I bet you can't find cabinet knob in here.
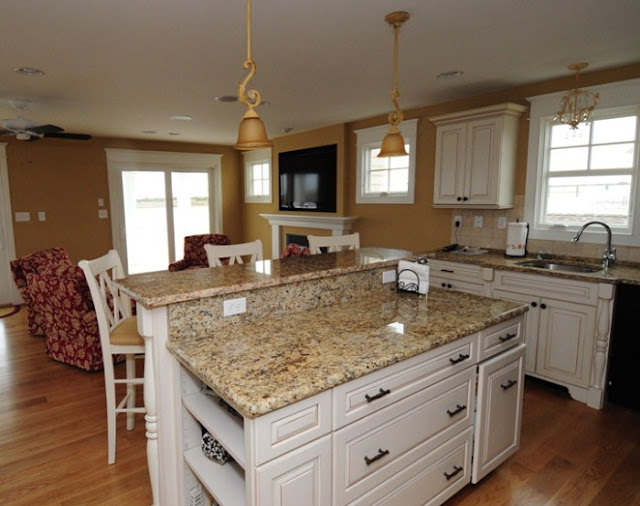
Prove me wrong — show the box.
[447,283,452,289]
[541,303,547,309]
[462,196,468,201]
[531,302,537,308]
[457,196,462,201]
[441,282,446,288]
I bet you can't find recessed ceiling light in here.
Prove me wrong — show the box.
[280,127,294,134]
[14,67,45,77]
[437,70,464,79]
[141,130,157,134]
[170,115,192,121]
[168,132,181,136]
[215,95,239,103]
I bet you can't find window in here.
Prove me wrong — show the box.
[525,79,640,246]
[244,148,272,203]
[355,119,418,204]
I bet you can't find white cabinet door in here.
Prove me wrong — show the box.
[472,344,525,483]
[492,289,540,373]
[433,123,467,205]
[256,434,331,506]
[537,299,596,388]
[465,116,500,205]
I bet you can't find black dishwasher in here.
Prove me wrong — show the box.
[607,283,640,410]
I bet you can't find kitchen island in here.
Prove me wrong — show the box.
[115,248,528,506]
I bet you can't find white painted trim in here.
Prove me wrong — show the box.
[0,143,19,304]
[260,214,358,258]
[105,149,223,273]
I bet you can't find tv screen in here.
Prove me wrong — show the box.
[279,144,337,213]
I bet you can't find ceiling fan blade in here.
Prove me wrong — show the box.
[26,124,64,135]
[0,129,14,136]
[43,131,92,140]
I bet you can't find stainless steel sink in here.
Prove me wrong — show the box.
[516,260,603,273]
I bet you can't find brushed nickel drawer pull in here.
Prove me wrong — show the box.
[501,379,517,390]
[499,332,517,342]
[446,403,467,417]
[365,388,391,403]
[444,465,463,480]
[449,353,470,365]
[364,448,390,466]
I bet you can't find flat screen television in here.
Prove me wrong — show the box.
[279,144,337,212]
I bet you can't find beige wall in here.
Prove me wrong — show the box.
[6,136,242,263]
[7,63,640,265]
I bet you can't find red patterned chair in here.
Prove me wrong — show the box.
[280,243,311,258]
[169,233,231,271]
[10,247,72,336]
[26,263,104,371]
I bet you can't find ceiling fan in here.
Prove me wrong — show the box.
[0,99,91,142]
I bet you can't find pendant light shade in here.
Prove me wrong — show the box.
[234,0,272,150]
[553,62,599,130]
[379,11,410,158]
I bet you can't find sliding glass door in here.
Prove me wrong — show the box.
[106,150,222,274]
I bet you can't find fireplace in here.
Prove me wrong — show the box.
[285,233,309,248]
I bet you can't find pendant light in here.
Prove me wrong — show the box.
[235,0,272,150]
[553,62,599,130]
[378,11,410,158]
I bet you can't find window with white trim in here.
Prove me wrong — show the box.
[355,119,418,204]
[244,148,272,203]
[525,79,640,246]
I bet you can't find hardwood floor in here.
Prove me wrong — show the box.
[1,307,639,505]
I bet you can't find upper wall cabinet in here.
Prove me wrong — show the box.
[430,103,527,209]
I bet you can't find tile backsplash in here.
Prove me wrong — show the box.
[449,195,640,263]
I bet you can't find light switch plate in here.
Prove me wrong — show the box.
[497,216,507,229]
[98,209,109,219]
[38,211,46,221]
[474,216,483,228]
[15,211,30,222]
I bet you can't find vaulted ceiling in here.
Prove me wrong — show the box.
[2,0,639,145]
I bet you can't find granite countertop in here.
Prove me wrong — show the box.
[168,288,527,419]
[422,249,640,286]
[115,247,413,308]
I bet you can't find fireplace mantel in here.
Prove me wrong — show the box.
[260,214,358,258]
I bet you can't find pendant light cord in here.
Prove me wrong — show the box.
[238,0,261,110]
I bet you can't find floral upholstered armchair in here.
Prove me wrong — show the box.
[26,264,104,371]
[169,233,231,271]
[10,247,72,336]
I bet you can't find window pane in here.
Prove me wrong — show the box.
[551,123,590,148]
[591,143,635,169]
[172,172,210,261]
[368,170,389,193]
[592,116,636,144]
[389,169,409,192]
[544,175,631,228]
[389,153,409,169]
[549,146,589,171]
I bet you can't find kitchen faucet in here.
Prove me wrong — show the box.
[572,221,617,269]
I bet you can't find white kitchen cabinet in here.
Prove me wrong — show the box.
[428,259,492,296]
[430,103,527,209]
[472,344,525,483]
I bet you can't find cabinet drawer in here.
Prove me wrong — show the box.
[252,390,331,466]
[430,276,485,296]
[428,260,484,284]
[333,334,477,429]
[493,270,598,306]
[333,368,475,505]
[478,315,524,361]
[350,428,473,506]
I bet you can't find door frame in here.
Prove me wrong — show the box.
[0,143,19,305]
[105,149,223,274]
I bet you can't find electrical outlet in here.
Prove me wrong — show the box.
[38,211,46,221]
[15,211,30,222]
[454,215,462,227]
[497,216,507,229]
[474,216,483,228]
[383,270,396,284]
[223,297,247,316]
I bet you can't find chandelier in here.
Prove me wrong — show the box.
[378,11,410,158]
[554,62,599,130]
[234,0,272,150]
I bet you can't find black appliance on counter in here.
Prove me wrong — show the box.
[607,283,640,410]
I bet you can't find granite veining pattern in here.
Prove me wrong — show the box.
[116,247,412,307]
[421,249,640,285]
[167,288,527,418]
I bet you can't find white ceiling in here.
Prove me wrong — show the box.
[1,0,639,146]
